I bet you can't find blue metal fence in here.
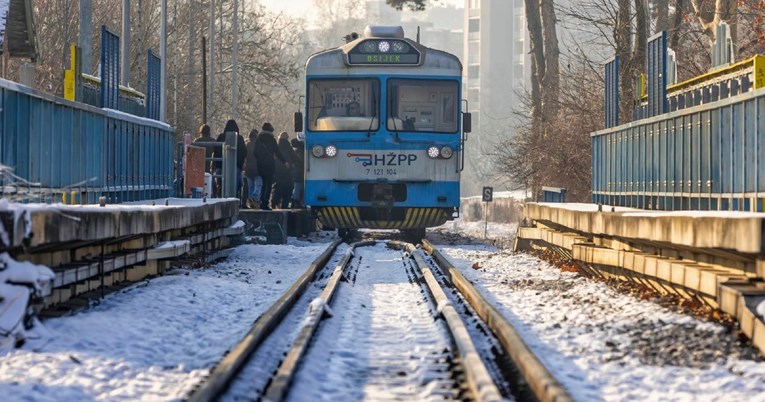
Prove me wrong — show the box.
[605,56,619,129]
[542,187,567,203]
[0,78,174,204]
[146,50,161,120]
[100,26,120,110]
[592,87,765,211]
[646,32,668,118]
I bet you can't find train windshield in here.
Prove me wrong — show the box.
[387,79,459,133]
[307,78,380,132]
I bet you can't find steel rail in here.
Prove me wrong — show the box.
[421,239,574,402]
[187,239,343,402]
[262,240,376,402]
[396,241,503,402]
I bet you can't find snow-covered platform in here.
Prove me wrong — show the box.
[518,202,765,354]
[0,198,242,308]
[524,202,765,254]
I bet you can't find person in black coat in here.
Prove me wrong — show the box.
[254,122,286,210]
[212,119,247,203]
[272,132,299,209]
[290,138,305,208]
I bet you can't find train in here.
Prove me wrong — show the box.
[295,25,471,239]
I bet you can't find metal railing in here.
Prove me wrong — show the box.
[0,77,174,204]
[187,132,238,199]
[592,86,765,211]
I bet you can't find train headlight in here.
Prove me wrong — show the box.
[325,145,338,158]
[378,41,391,53]
[440,146,454,159]
[427,146,440,159]
[312,145,325,158]
[361,41,376,53]
[392,41,409,53]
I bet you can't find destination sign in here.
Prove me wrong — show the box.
[348,53,420,65]
[347,39,421,66]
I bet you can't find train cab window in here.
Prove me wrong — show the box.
[307,78,380,132]
[387,79,459,133]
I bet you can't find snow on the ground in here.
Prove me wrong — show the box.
[0,253,54,351]
[287,243,458,401]
[435,223,765,402]
[0,237,333,401]
[432,219,518,249]
[462,190,530,202]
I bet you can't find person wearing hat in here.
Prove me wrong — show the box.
[254,122,286,210]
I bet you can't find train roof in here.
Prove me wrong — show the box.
[306,26,462,77]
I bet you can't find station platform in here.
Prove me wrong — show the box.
[0,198,317,311]
[517,202,765,354]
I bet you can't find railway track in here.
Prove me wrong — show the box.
[186,238,574,402]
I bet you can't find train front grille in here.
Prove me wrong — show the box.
[317,207,449,229]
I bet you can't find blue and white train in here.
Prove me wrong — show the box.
[296,26,470,238]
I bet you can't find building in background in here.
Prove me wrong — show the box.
[402,4,463,59]
[462,0,529,196]
[364,0,463,60]
[365,0,403,25]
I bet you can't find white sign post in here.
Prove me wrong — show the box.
[482,186,493,239]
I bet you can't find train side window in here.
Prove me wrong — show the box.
[387,78,459,133]
[307,78,380,132]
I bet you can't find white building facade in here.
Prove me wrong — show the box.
[462,0,529,195]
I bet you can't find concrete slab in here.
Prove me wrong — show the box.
[718,282,765,317]
[0,198,240,250]
[525,203,765,254]
[147,240,191,260]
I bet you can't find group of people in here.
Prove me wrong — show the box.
[193,119,304,210]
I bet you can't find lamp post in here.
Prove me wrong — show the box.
[160,0,167,122]
[79,0,92,75]
[121,0,130,86]
[231,0,238,119]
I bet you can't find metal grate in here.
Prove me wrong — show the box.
[100,26,120,110]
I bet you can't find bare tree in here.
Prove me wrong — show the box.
[540,0,560,122]
[689,0,737,48]
[311,0,366,49]
[525,0,545,131]
[385,0,427,11]
[8,0,305,140]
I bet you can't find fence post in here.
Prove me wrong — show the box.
[222,131,238,199]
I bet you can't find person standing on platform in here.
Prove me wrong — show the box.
[272,132,298,209]
[192,124,216,173]
[254,122,286,210]
[213,119,247,205]
[290,137,305,208]
[244,130,262,209]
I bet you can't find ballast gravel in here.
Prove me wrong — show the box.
[435,220,765,401]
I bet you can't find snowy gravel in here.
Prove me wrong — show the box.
[0,237,333,401]
[436,221,765,402]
